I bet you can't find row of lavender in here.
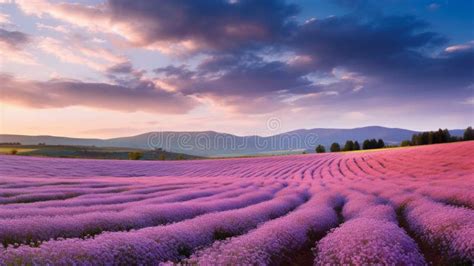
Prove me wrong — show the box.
[0,141,473,264]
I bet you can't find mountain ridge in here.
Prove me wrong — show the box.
[1,126,466,157]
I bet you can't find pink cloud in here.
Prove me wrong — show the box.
[16,0,110,31]
[0,28,37,65]
[444,42,474,53]
[36,23,70,33]
[37,36,125,71]
[0,73,198,114]
[0,12,11,25]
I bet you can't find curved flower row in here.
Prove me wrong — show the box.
[0,181,266,219]
[405,198,474,263]
[0,188,309,264]
[314,218,426,265]
[0,188,280,246]
[188,190,343,265]
[314,191,426,265]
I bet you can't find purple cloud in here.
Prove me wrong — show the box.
[156,55,315,96]
[106,61,134,74]
[292,15,446,67]
[0,28,30,49]
[106,0,298,52]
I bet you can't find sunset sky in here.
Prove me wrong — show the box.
[1,0,473,138]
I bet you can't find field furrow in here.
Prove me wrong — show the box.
[0,141,472,265]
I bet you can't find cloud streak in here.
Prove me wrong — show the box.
[0,28,37,65]
[0,73,197,114]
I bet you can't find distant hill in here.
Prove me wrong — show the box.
[0,126,465,157]
[0,144,200,160]
[0,135,103,146]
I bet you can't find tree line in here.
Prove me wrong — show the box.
[314,126,473,153]
[315,138,385,153]
[401,126,473,146]
[127,151,185,160]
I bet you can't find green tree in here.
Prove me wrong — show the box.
[428,131,434,144]
[361,139,383,150]
[442,129,451,143]
[315,145,326,153]
[433,129,443,143]
[463,126,474,141]
[422,132,430,145]
[370,139,378,149]
[362,139,370,150]
[450,136,461,142]
[400,140,411,147]
[343,140,354,151]
[377,139,385,149]
[353,141,360,150]
[330,142,341,152]
[128,152,143,160]
[411,128,455,146]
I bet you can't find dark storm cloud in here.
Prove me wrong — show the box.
[154,54,364,112]
[155,54,319,97]
[291,15,446,70]
[371,45,474,94]
[283,14,473,100]
[153,13,473,104]
[107,0,298,52]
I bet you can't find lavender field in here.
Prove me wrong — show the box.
[0,142,473,265]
